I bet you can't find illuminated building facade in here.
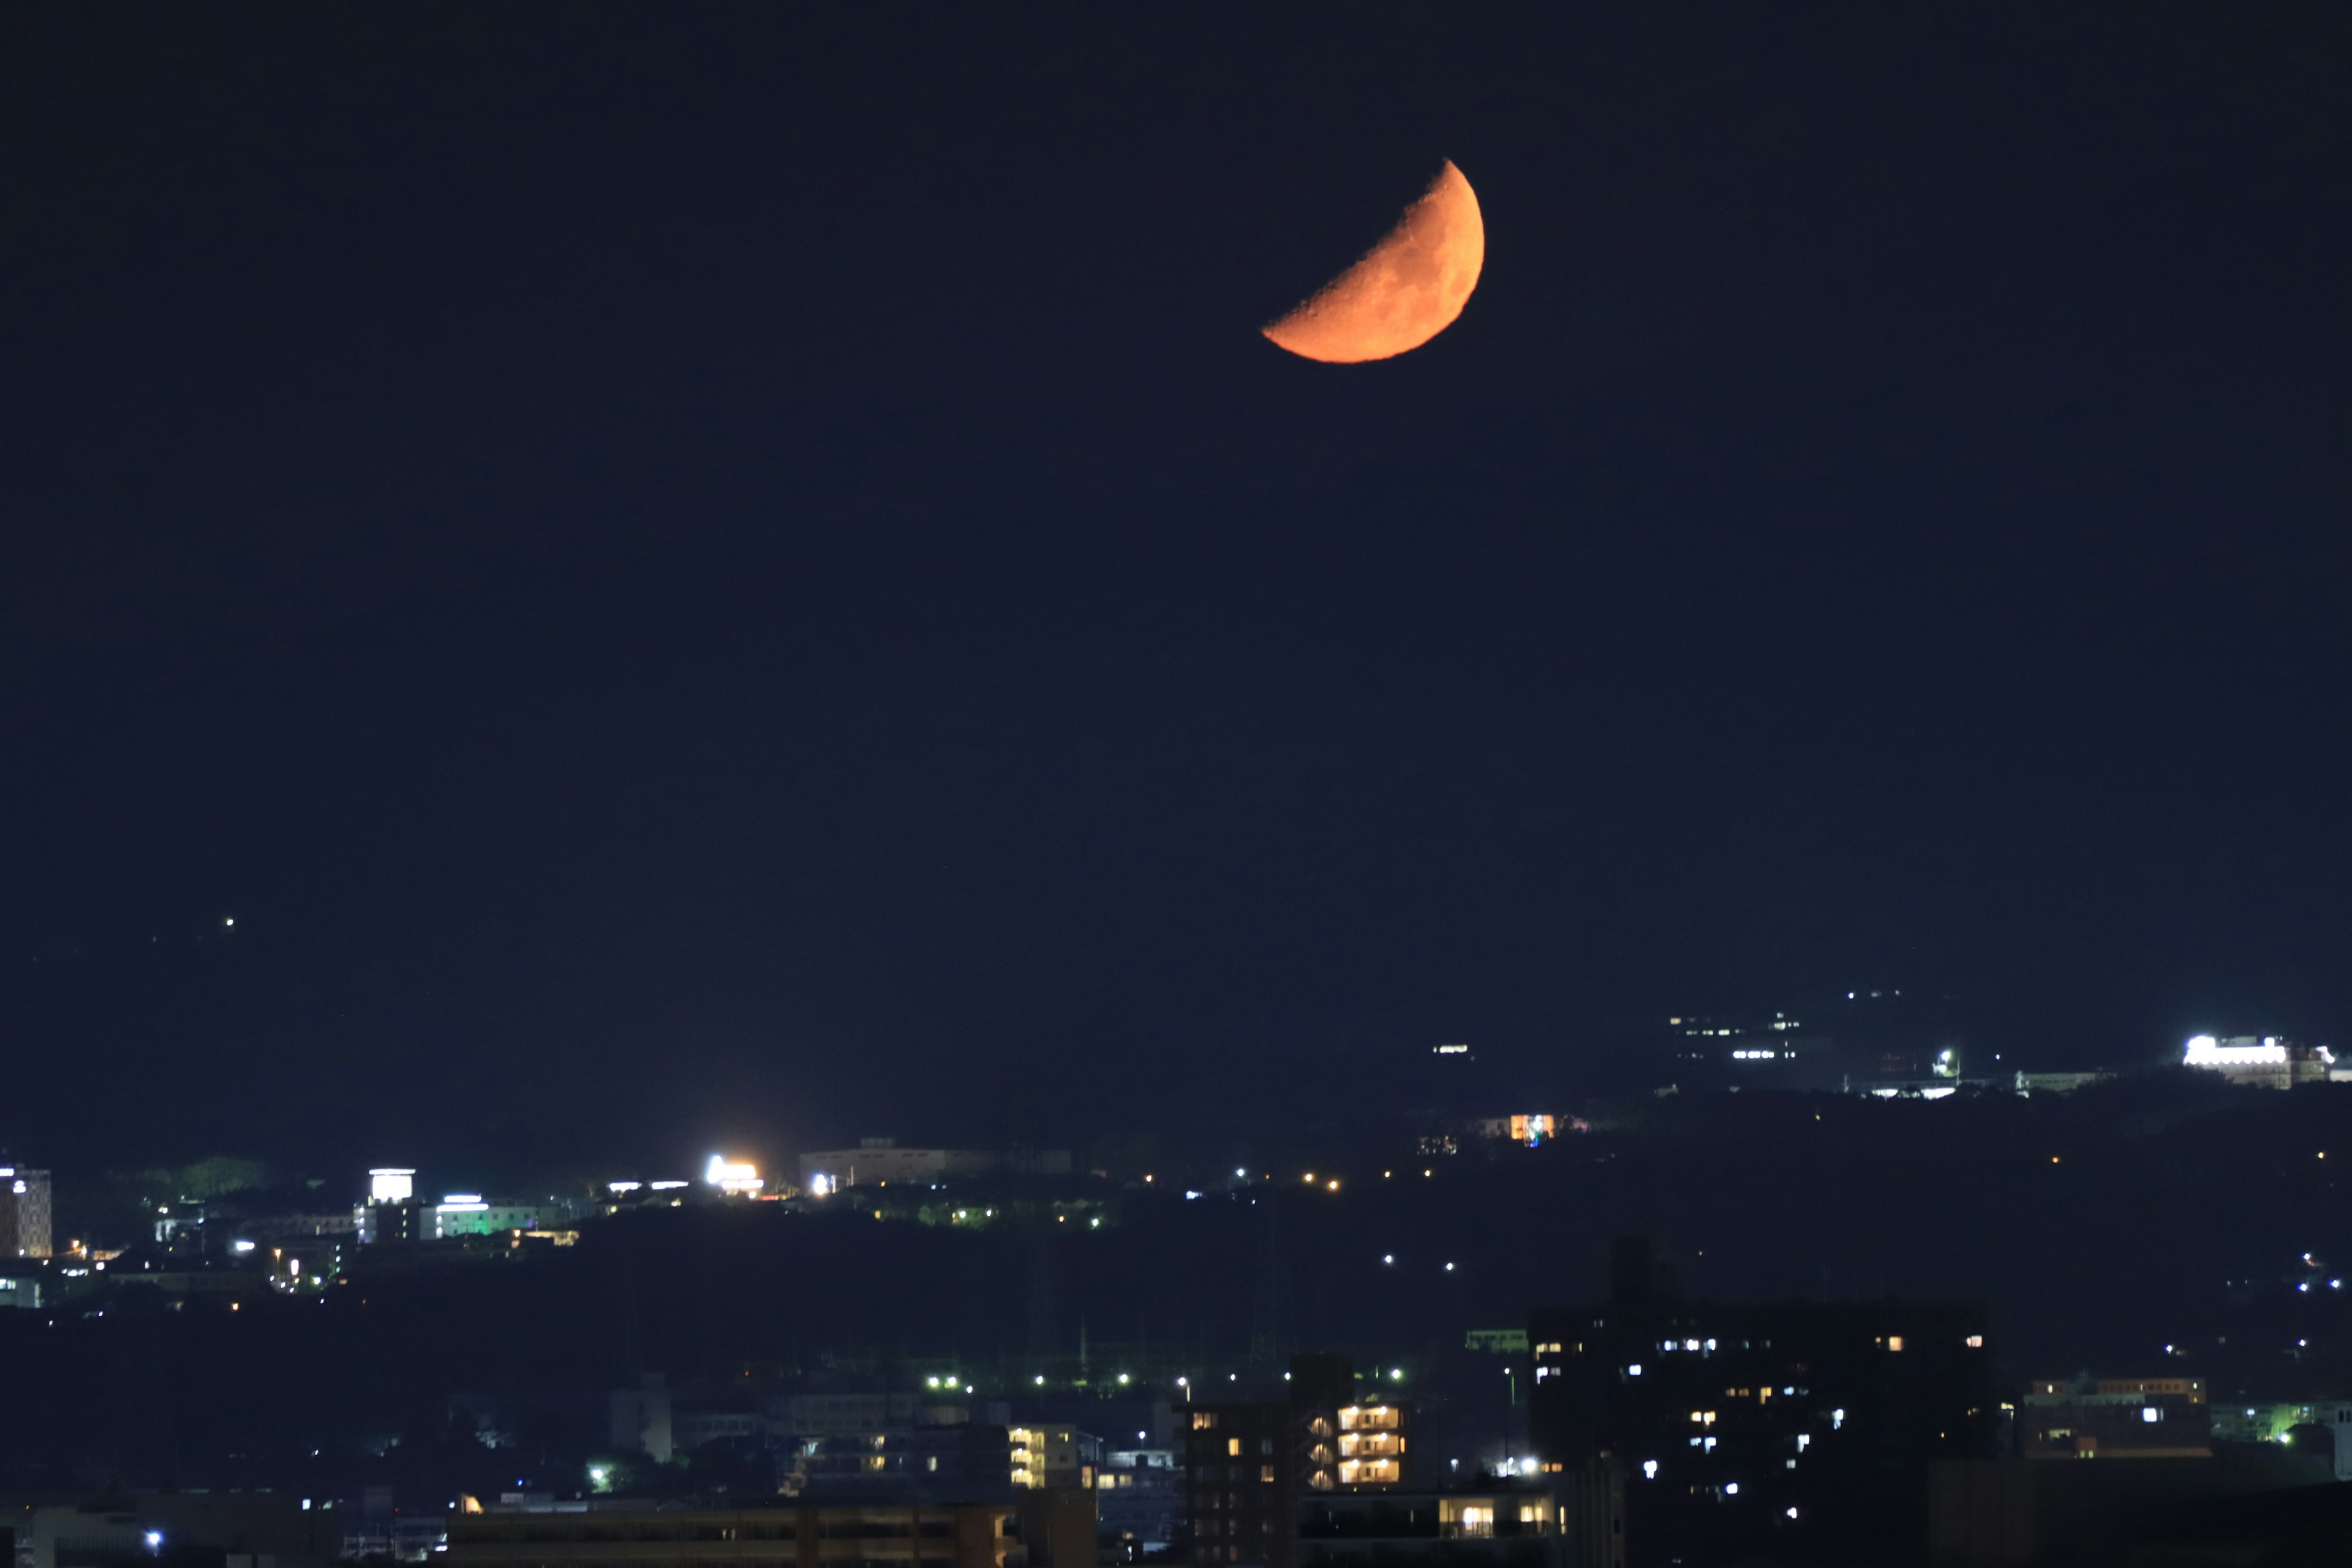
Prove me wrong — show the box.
[2021,1376,2211,1460]
[2180,1035,2333,1090]
[0,1166,54,1258]
[1529,1240,1996,1565]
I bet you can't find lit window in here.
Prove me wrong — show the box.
[1966,1335,1983,1349]
[1227,1438,1241,1457]
[1886,1336,1905,1352]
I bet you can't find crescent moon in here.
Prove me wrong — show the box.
[1263,161,1485,364]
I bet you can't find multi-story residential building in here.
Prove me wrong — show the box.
[1529,1238,1997,1565]
[1182,1355,1416,1568]
[1096,1450,1182,1553]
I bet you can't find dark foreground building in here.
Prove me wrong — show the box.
[1530,1240,1998,1564]
[445,1494,1098,1568]
[1300,1476,1624,1568]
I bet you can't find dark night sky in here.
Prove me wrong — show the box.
[2,7,2345,1178]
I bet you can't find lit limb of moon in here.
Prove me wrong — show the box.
[1263,161,1484,364]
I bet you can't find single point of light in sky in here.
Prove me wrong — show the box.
[1382,1254,1394,1264]
[1235,1168,1246,1178]
[1444,1262,1456,1272]
[1035,1376,1044,1385]
[1118,1373,1130,1384]
[145,1534,163,1550]
[224,918,234,927]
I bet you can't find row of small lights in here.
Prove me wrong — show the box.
[918,1368,1410,1392]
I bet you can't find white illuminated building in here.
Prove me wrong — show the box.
[2182,1035,2334,1090]
[368,1168,415,1204]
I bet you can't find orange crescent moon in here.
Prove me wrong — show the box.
[1263,161,1484,364]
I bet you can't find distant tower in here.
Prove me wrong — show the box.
[1026,1227,1057,1378]
[1249,1199,1294,1371]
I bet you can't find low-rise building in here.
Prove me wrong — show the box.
[2021,1377,2211,1460]
[1299,1480,1624,1568]
[445,1502,1015,1568]
[797,1142,1071,1194]
[2181,1035,2332,1089]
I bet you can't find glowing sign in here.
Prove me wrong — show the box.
[705,1156,764,1195]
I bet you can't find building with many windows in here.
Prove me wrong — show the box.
[1529,1239,1996,1565]
[1182,1356,1415,1568]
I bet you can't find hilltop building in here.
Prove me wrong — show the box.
[2180,1036,2334,1090]
[0,1165,53,1257]
[799,1141,1072,1194]
[2021,1376,2211,1460]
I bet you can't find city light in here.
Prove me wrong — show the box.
[809,1173,835,1198]
[1642,1460,1658,1479]
[2184,1035,2288,1066]
[145,1534,162,1551]
[704,1156,764,1195]
[368,1169,415,1204]
[232,1239,256,1253]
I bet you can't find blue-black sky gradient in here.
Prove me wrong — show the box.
[2,6,2345,1178]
